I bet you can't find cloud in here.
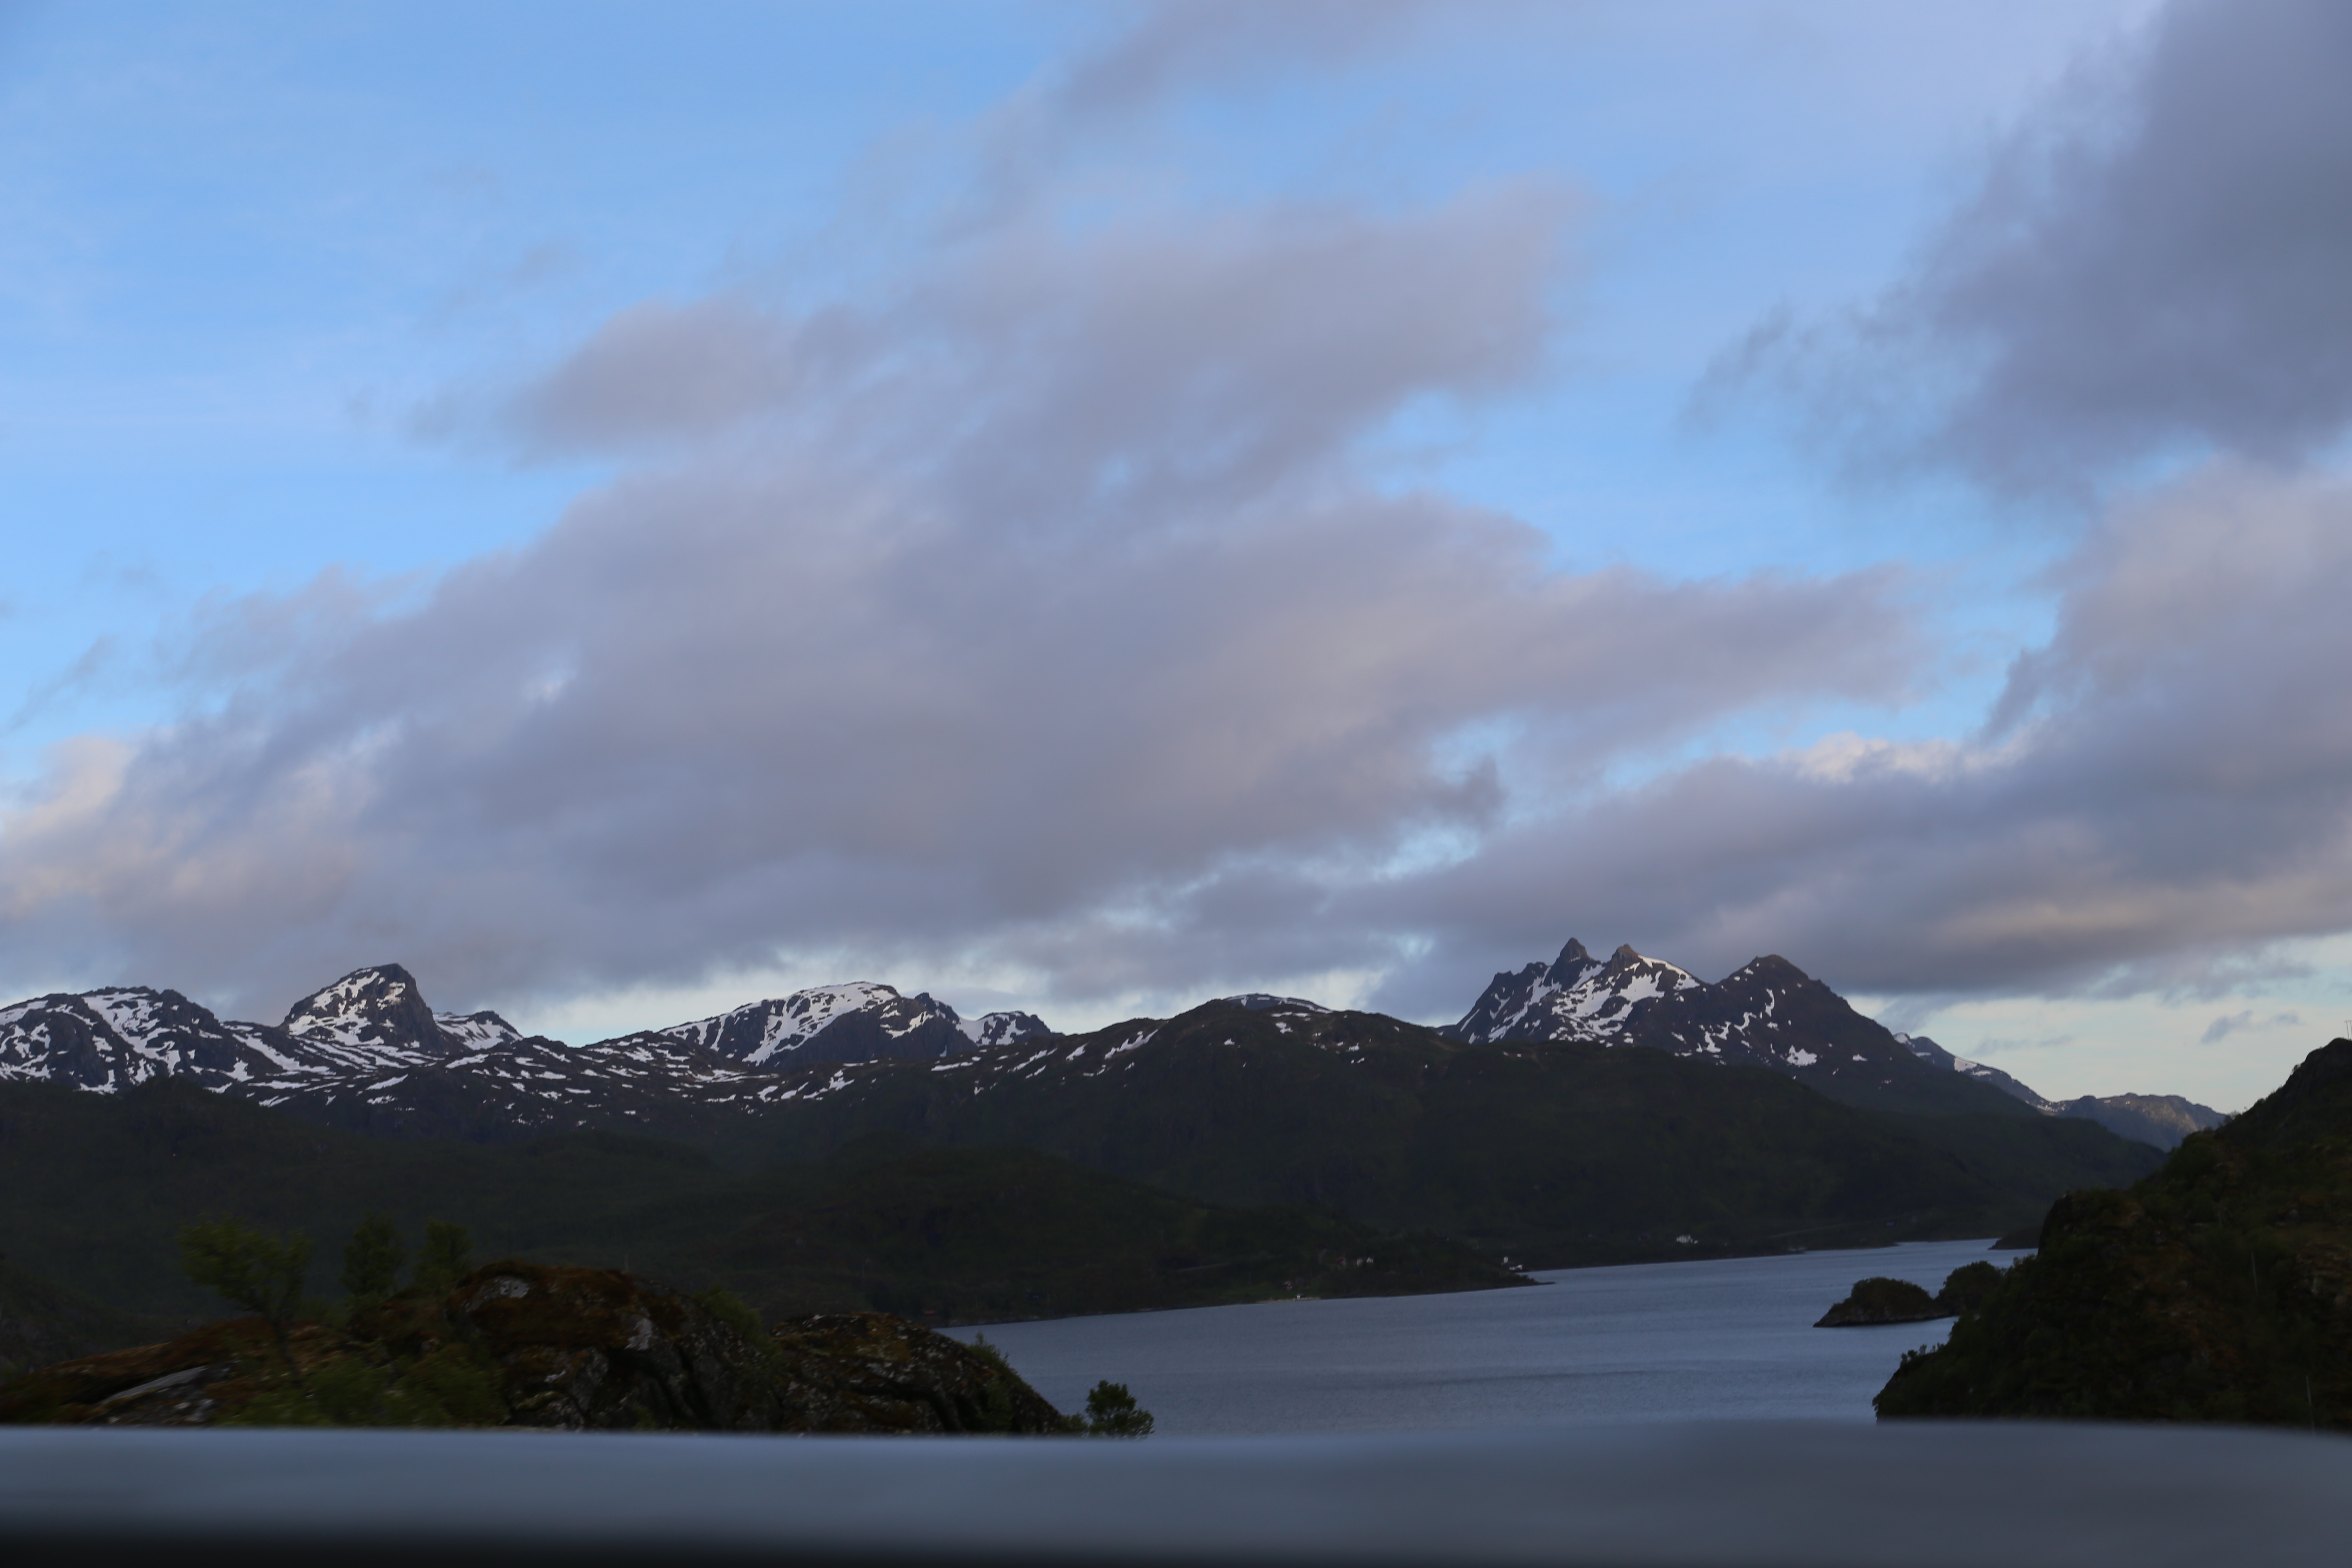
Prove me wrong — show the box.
[1054,0,1440,123]
[503,298,799,454]
[1371,464,2352,1014]
[0,185,1913,1018]
[2201,1009,2301,1045]
[1717,0,2352,491]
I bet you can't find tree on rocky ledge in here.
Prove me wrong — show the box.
[179,1219,311,1368]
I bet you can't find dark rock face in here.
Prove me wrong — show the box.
[0,1264,1068,1434]
[1816,1277,1945,1327]
[769,1314,1066,1434]
[1875,1039,2352,1428]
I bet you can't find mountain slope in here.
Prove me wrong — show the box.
[0,1257,175,1375]
[698,1138,1521,1324]
[2046,1092,2228,1151]
[0,1076,1504,1324]
[1876,1038,2352,1429]
[714,997,2165,1265]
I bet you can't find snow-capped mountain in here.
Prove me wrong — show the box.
[659,982,1045,1067]
[1448,940,2028,1114]
[1448,940,1700,1044]
[1449,937,2236,1137]
[0,963,1053,1141]
[0,946,2224,1148]
[0,986,296,1095]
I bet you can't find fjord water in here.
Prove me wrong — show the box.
[958,1239,2004,1436]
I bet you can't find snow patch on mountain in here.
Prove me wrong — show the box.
[437,1011,524,1049]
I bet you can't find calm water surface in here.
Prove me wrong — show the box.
[953,1239,2011,1435]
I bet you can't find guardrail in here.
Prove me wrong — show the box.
[4,1419,2347,1566]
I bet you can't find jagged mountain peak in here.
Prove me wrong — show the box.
[1447,937,1699,1045]
[279,964,453,1056]
[1447,936,2047,1117]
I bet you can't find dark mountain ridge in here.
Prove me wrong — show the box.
[705,995,2162,1266]
[4,944,2214,1145]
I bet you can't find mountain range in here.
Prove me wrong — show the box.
[0,938,2184,1281]
[0,966,1047,1144]
[0,938,2217,1148]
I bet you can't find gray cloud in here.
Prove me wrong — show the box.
[1718,0,2352,491]
[506,297,800,454]
[1369,464,2352,1015]
[1054,0,1439,122]
[2200,1009,2302,1044]
[0,186,1912,1019]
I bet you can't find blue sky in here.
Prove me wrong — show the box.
[7,0,2351,1111]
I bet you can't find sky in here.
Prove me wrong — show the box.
[5,0,2351,1110]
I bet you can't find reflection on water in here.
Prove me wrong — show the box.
[954,1238,2011,1436]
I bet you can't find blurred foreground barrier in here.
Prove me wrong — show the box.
[3,1419,2348,1567]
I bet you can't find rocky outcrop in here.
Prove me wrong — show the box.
[0,1263,1066,1433]
[769,1314,1065,1434]
[1816,1276,1945,1327]
[1816,1263,2007,1328]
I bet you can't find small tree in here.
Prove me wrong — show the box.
[414,1220,473,1293]
[341,1213,405,1304]
[1082,1379,1154,1438]
[181,1218,312,1367]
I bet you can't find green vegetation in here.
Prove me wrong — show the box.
[693,1138,1518,1324]
[180,1216,312,1368]
[340,1212,404,1302]
[1,1250,1075,1433]
[1817,1262,2010,1327]
[414,1221,473,1293]
[1877,1038,2352,1429]
[1935,1260,2001,1315]
[1078,1379,1153,1437]
[0,1081,1509,1329]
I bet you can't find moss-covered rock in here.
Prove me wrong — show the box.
[1875,1038,2352,1429]
[0,1262,1067,1433]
